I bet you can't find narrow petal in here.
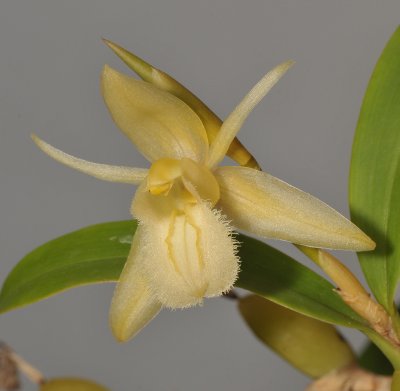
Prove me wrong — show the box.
[103,39,260,168]
[207,61,294,168]
[215,166,375,251]
[32,134,148,184]
[101,66,209,163]
[131,187,239,308]
[109,227,162,342]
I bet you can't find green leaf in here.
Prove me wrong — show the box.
[359,341,393,375]
[0,221,367,329]
[235,234,366,329]
[0,221,137,313]
[349,26,400,310]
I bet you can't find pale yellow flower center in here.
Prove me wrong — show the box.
[146,157,220,207]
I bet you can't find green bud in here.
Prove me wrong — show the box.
[238,295,355,378]
[40,378,110,391]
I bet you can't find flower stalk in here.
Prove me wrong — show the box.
[9,351,45,386]
[0,342,45,387]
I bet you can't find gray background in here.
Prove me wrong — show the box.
[0,1,398,390]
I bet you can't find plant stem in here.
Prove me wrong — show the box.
[364,331,400,371]
[9,351,45,385]
[296,246,400,355]
[0,342,46,386]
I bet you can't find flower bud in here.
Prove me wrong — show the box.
[40,378,109,391]
[238,295,355,378]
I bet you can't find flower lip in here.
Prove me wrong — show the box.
[131,195,239,309]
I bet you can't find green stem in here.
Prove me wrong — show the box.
[390,306,400,336]
[364,329,400,371]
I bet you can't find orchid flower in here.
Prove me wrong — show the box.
[32,50,374,343]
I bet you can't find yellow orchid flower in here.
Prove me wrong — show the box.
[32,54,374,343]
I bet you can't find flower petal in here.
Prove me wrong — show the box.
[180,158,220,206]
[101,66,209,163]
[32,134,148,184]
[215,166,375,251]
[109,227,162,342]
[207,61,294,168]
[131,188,239,308]
[102,39,260,169]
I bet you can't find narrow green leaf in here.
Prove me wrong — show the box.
[0,221,366,329]
[235,234,366,329]
[359,341,393,375]
[363,329,400,372]
[350,26,400,310]
[0,221,137,313]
